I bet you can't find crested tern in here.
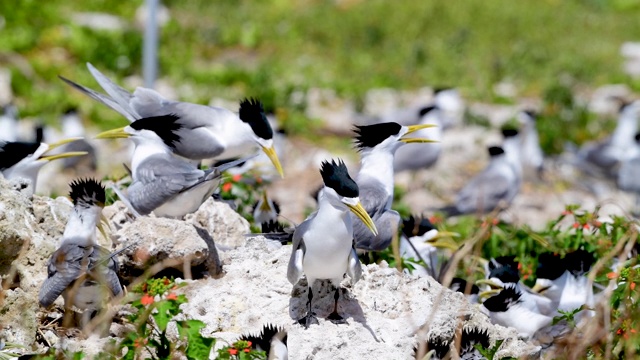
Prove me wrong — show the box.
[95,114,254,218]
[617,133,640,211]
[0,138,87,196]
[517,110,545,179]
[60,63,283,177]
[287,159,377,328]
[433,87,465,129]
[39,179,122,327]
[577,100,640,177]
[252,189,280,230]
[481,285,552,339]
[393,105,443,173]
[0,103,18,142]
[441,146,519,216]
[350,122,436,252]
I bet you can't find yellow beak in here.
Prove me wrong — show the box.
[400,124,438,144]
[261,145,284,178]
[346,202,378,236]
[98,213,110,241]
[40,151,88,161]
[475,279,504,289]
[259,190,272,212]
[46,137,85,150]
[531,282,550,294]
[478,289,502,300]
[95,127,130,139]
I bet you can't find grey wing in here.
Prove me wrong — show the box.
[91,246,123,297]
[618,158,640,192]
[353,179,394,251]
[59,76,138,122]
[287,218,311,285]
[128,155,205,215]
[39,244,87,307]
[86,63,138,120]
[455,171,511,214]
[346,248,362,284]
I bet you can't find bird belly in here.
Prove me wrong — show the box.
[154,180,219,218]
[63,281,109,310]
[302,227,353,282]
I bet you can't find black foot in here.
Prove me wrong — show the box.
[327,311,347,325]
[297,313,319,328]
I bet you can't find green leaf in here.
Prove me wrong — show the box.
[153,300,180,332]
[178,320,216,360]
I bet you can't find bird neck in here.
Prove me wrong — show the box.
[131,140,171,173]
[62,206,100,246]
[612,112,638,146]
[217,119,256,158]
[358,150,395,195]
[502,138,522,173]
[317,191,351,228]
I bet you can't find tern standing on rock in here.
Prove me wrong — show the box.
[287,159,377,328]
[61,63,284,177]
[350,122,436,252]
[39,179,122,328]
[95,114,252,218]
[0,138,87,196]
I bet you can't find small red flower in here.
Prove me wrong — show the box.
[572,222,580,229]
[617,328,623,335]
[562,210,572,216]
[222,182,232,192]
[256,177,263,184]
[167,292,178,300]
[631,329,637,334]
[607,272,617,280]
[492,218,499,225]
[246,341,252,347]
[228,348,238,355]
[631,282,636,291]
[163,278,170,285]
[583,223,590,229]
[593,221,602,227]
[134,338,148,348]
[244,348,250,353]
[141,294,154,306]
[232,174,242,182]
[517,263,522,270]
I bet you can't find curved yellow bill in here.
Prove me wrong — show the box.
[400,124,438,144]
[475,279,504,290]
[478,289,502,300]
[531,282,550,294]
[346,202,378,236]
[259,190,272,212]
[95,127,130,139]
[40,151,88,161]
[261,145,284,178]
[98,213,110,241]
[47,137,85,150]
[428,238,460,251]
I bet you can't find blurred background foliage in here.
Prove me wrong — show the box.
[1,0,640,148]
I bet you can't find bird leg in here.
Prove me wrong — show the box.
[327,286,347,324]
[297,286,318,328]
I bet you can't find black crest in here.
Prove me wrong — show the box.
[487,146,505,157]
[488,255,519,272]
[536,252,566,280]
[63,106,78,116]
[433,87,452,94]
[565,249,595,277]
[0,141,41,171]
[488,265,520,284]
[501,128,519,138]
[69,178,106,207]
[634,132,640,142]
[522,110,538,119]
[239,98,273,140]
[460,327,490,355]
[450,278,479,295]
[483,285,522,312]
[353,122,402,150]
[418,105,438,117]
[425,336,451,359]
[320,159,359,198]
[239,323,287,355]
[402,214,435,238]
[130,114,183,148]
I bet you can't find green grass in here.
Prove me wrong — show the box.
[2,0,640,134]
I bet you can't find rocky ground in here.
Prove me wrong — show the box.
[0,175,541,359]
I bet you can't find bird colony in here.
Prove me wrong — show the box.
[1,63,640,360]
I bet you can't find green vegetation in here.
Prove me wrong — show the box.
[1,0,640,137]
